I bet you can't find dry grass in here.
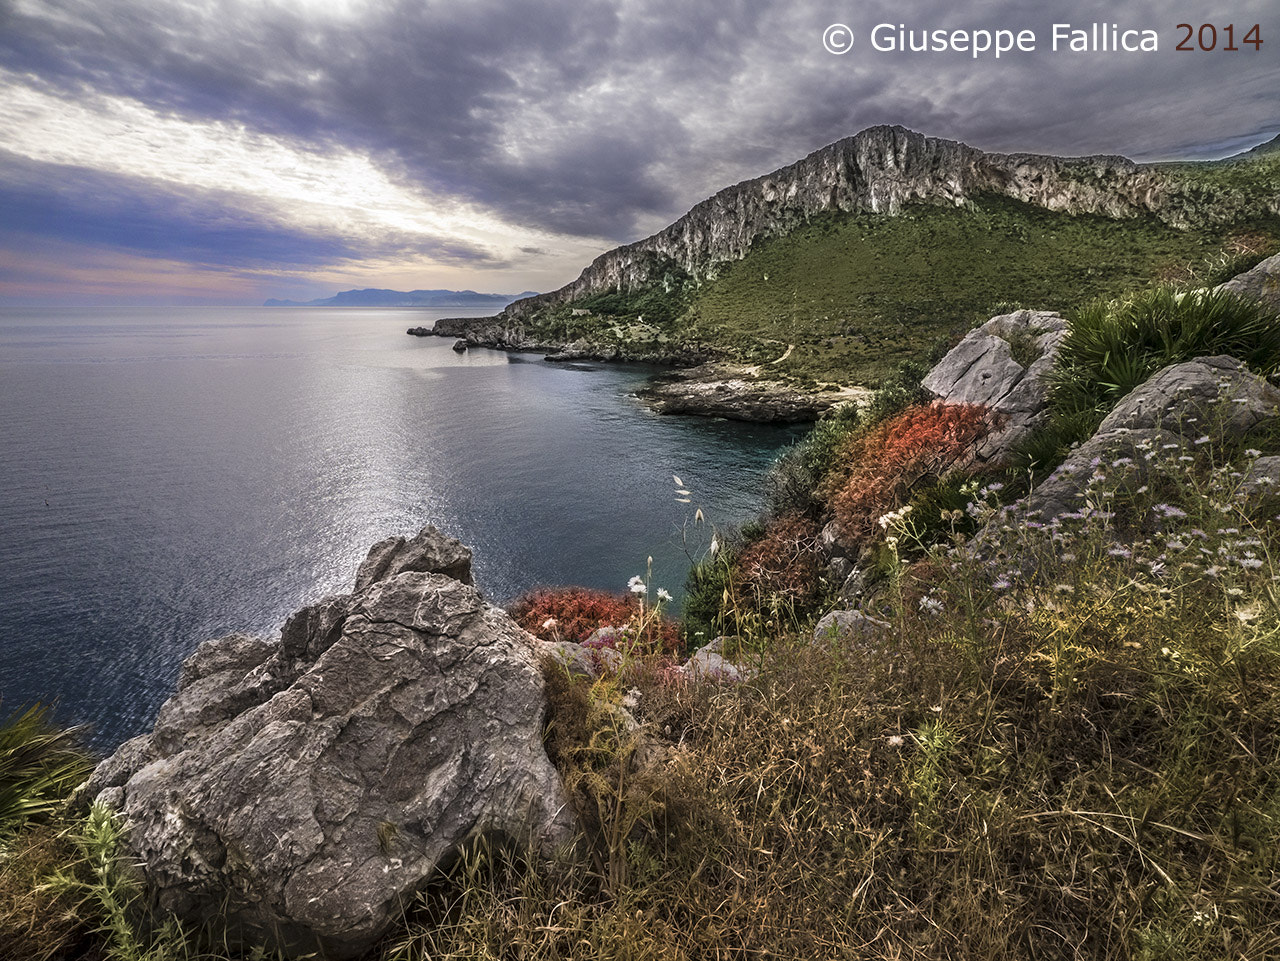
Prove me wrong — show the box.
[390,435,1280,961]
[0,825,91,961]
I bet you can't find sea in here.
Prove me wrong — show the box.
[0,306,799,750]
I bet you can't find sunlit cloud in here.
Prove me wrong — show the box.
[0,0,1276,304]
[0,71,600,270]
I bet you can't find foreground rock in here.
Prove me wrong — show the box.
[638,363,868,423]
[1216,252,1280,310]
[83,527,575,960]
[921,309,1068,462]
[994,355,1280,526]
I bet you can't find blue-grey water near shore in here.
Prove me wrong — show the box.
[0,306,798,749]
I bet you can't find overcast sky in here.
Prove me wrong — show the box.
[1,0,1276,305]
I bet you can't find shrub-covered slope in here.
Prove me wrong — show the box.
[471,127,1280,384]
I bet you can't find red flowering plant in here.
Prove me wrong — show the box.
[824,401,997,542]
[508,585,681,655]
[734,514,824,609]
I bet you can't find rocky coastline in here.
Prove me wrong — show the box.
[409,318,851,422]
[638,363,870,423]
[80,337,1280,957]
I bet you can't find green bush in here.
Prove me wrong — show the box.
[901,474,986,549]
[765,408,862,517]
[864,357,933,424]
[682,553,736,644]
[1052,285,1280,422]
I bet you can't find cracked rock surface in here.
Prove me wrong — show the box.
[921,309,1068,462]
[987,356,1280,529]
[83,527,574,959]
[1216,252,1280,311]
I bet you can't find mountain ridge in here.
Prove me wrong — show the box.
[1234,132,1280,157]
[499,124,1278,321]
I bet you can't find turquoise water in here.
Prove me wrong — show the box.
[0,306,798,748]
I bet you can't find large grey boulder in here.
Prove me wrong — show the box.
[1217,252,1280,310]
[353,523,473,591]
[1097,355,1280,436]
[83,527,574,960]
[921,309,1068,462]
[995,356,1280,526]
[1003,427,1173,524]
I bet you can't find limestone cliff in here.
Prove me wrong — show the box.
[499,125,1275,322]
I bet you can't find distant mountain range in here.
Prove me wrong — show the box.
[264,288,538,308]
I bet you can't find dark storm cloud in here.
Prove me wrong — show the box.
[0,0,691,239]
[1,0,1276,265]
[0,152,506,268]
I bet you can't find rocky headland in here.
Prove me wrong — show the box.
[410,126,1278,422]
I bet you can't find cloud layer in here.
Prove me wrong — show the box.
[1,0,1275,303]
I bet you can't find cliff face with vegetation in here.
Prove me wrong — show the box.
[501,125,1277,321]
[424,126,1278,389]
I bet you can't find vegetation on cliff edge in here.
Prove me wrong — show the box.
[519,148,1280,385]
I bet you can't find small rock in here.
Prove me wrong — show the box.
[537,639,597,677]
[820,519,858,561]
[813,609,891,646]
[681,648,749,682]
[1217,252,1280,311]
[836,567,869,608]
[1241,455,1280,496]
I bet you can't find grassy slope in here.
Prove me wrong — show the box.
[684,196,1279,383]
[533,153,1279,385]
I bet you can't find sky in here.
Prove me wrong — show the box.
[0,0,1276,306]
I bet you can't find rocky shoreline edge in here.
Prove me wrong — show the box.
[408,318,863,423]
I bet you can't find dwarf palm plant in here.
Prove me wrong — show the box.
[1052,285,1280,419]
[0,704,91,835]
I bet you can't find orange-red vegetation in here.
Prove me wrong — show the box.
[827,402,995,539]
[736,514,824,607]
[508,587,681,653]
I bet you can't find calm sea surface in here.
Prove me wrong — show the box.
[0,306,797,749]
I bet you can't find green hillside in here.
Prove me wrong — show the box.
[685,196,1277,381]
[531,154,1280,385]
